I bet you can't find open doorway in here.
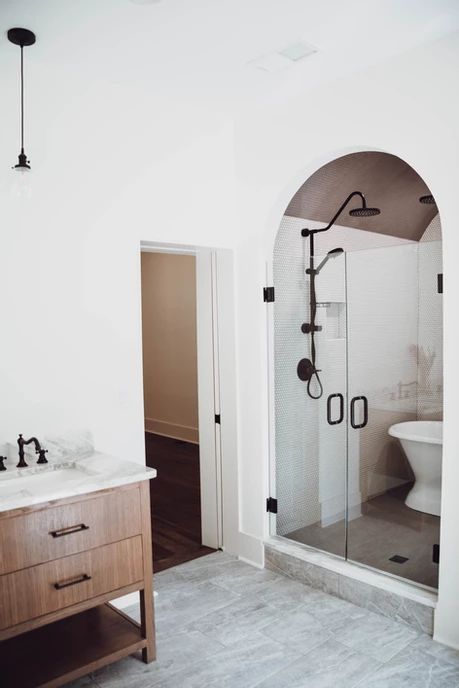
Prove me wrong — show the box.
[140,250,216,572]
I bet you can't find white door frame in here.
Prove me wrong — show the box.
[140,241,239,554]
[196,249,222,548]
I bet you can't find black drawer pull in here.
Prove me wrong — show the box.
[350,396,368,429]
[327,393,344,425]
[54,573,91,590]
[50,523,89,538]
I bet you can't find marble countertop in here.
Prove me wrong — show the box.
[0,450,156,514]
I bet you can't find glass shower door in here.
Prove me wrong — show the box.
[272,244,348,559]
[345,243,441,588]
[273,235,441,588]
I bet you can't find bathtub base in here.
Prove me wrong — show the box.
[405,484,441,517]
[397,436,442,517]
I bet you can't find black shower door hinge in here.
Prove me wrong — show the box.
[215,414,221,424]
[433,544,440,564]
[437,274,443,294]
[266,497,278,514]
[263,287,275,303]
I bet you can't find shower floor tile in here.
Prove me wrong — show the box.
[286,485,440,588]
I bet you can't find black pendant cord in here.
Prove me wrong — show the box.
[20,45,25,155]
[8,27,36,170]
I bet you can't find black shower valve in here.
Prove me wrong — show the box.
[297,358,320,382]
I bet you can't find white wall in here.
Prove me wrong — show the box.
[0,120,234,457]
[1,22,459,646]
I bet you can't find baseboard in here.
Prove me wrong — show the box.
[433,631,459,651]
[145,418,199,444]
[238,531,264,567]
[239,555,264,569]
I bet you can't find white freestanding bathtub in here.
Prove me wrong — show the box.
[388,421,443,517]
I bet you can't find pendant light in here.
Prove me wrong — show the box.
[8,28,36,173]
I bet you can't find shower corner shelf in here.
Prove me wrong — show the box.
[325,301,346,340]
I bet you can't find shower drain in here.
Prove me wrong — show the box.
[389,555,409,564]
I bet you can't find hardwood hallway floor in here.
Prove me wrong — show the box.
[145,432,215,572]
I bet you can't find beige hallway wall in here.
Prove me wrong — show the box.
[141,252,199,443]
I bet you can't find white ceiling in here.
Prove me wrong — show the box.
[1,0,459,119]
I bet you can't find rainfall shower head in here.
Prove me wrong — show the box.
[349,205,381,217]
[419,194,436,205]
[349,193,381,218]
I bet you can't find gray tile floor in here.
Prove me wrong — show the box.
[288,486,440,588]
[72,552,459,688]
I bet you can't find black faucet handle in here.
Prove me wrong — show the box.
[0,456,7,471]
[37,448,48,465]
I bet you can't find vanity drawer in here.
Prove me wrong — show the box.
[0,536,143,630]
[0,485,142,575]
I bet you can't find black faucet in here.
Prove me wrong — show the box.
[17,434,48,468]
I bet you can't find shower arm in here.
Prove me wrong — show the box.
[301,191,366,242]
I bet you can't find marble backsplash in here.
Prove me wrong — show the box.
[1,429,94,463]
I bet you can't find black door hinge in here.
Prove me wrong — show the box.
[433,544,440,564]
[266,497,278,514]
[215,414,221,424]
[437,274,443,294]
[263,287,275,303]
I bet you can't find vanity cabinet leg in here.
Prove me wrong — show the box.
[140,588,155,663]
[139,481,156,663]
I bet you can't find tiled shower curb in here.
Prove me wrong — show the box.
[264,539,435,635]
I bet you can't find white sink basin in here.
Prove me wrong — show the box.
[0,462,98,505]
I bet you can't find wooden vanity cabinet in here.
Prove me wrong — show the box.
[0,480,155,688]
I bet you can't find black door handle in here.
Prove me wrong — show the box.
[350,396,368,429]
[327,393,344,425]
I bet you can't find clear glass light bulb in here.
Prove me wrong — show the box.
[11,165,32,199]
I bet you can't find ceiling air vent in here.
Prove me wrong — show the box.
[248,40,317,73]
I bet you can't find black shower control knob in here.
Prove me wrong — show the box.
[297,358,315,382]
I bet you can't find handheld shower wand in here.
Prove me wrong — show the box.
[314,247,344,274]
[298,248,344,399]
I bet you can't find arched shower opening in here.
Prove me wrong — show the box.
[270,150,443,590]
